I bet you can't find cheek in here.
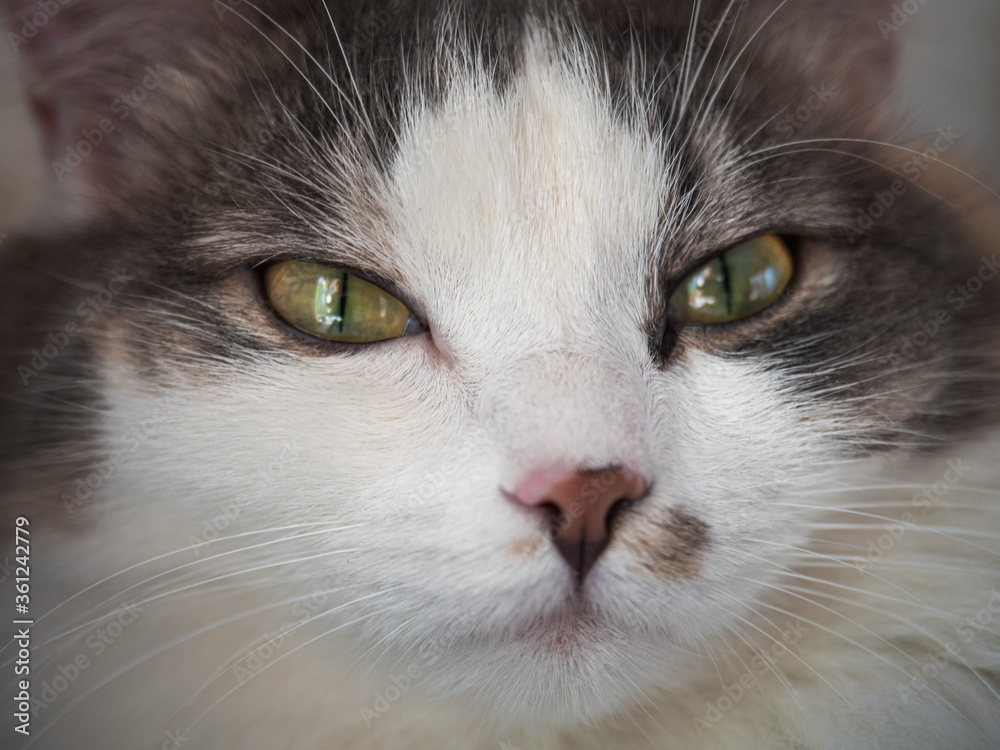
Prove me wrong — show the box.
[581,352,861,640]
[648,351,846,542]
[654,351,821,481]
[95,352,463,512]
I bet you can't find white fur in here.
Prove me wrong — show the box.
[14,30,1000,750]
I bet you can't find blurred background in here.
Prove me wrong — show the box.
[1,0,999,232]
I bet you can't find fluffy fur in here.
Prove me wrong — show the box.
[1,1,999,748]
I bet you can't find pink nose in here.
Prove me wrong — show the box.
[507,465,648,583]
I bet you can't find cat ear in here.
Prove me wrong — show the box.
[1,0,264,221]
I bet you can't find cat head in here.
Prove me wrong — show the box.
[4,0,999,728]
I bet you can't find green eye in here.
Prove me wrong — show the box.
[264,261,422,343]
[668,235,794,324]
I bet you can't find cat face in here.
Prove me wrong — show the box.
[3,0,1000,743]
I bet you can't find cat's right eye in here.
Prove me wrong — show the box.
[263,261,423,343]
[668,234,794,325]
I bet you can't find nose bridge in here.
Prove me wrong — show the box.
[483,348,650,473]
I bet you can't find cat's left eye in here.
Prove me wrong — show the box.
[263,261,423,343]
[668,234,794,325]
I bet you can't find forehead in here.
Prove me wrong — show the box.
[378,32,671,348]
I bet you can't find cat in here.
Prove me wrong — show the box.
[1,0,999,748]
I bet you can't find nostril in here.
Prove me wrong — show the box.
[539,501,564,539]
[604,496,634,535]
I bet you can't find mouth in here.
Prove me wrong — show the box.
[537,620,598,656]
[510,598,605,654]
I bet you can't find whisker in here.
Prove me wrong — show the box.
[34,531,365,649]
[177,606,392,736]
[0,523,336,656]
[741,136,1000,201]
